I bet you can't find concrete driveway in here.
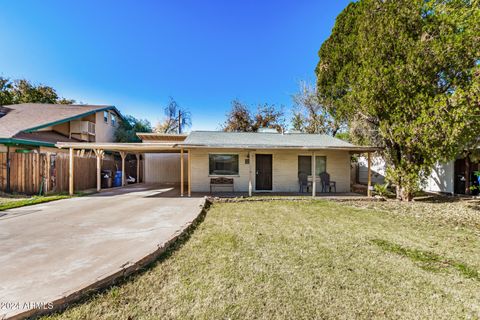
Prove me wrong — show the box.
[0,184,206,319]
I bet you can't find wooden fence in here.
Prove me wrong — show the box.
[0,152,141,195]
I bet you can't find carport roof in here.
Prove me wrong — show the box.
[56,142,179,153]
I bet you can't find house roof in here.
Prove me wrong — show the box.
[179,131,377,151]
[0,103,120,140]
[56,131,380,152]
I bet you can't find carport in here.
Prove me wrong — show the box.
[55,142,192,197]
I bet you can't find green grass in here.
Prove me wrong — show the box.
[45,200,480,319]
[0,195,71,211]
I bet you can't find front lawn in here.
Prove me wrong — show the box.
[46,200,480,319]
[0,195,71,211]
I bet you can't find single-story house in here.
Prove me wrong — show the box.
[56,130,378,197]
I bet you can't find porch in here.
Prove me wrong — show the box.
[55,142,377,199]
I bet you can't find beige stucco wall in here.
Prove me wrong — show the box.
[95,111,118,142]
[36,111,118,142]
[189,148,351,193]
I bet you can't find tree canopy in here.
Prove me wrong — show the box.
[222,99,286,133]
[316,0,480,200]
[156,97,191,134]
[0,77,75,105]
[291,80,345,136]
[115,115,152,142]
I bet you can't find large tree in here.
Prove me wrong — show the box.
[222,99,253,132]
[0,77,75,105]
[252,103,286,132]
[156,97,191,134]
[115,115,152,142]
[222,99,285,132]
[316,0,480,201]
[291,80,345,135]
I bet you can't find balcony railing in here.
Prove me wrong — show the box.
[70,120,96,136]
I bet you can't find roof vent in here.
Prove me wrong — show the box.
[257,127,279,133]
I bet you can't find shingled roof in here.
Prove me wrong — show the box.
[180,131,375,151]
[0,103,118,139]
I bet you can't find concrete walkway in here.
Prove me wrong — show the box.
[0,184,206,319]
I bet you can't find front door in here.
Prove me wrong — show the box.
[255,154,272,191]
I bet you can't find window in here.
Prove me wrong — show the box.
[103,111,108,123]
[298,155,327,176]
[209,154,239,176]
[111,113,116,126]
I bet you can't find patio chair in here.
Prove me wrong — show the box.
[319,172,336,193]
[298,172,309,193]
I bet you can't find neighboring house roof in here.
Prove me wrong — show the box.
[0,103,121,146]
[180,131,372,150]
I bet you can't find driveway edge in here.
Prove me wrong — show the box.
[7,197,210,320]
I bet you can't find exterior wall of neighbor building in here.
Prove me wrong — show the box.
[36,111,116,142]
[189,148,351,193]
[425,161,454,194]
[94,111,118,142]
[355,156,455,194]
[357,156,386,185]
[51,122,70,136]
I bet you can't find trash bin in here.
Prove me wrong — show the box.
[113,171,122,187]
[101,170,113,189]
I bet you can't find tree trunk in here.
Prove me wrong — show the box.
[396,185,414,201]
[465,156,471,195]
[395,185,402,200]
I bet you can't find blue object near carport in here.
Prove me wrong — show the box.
[113,171,122,187]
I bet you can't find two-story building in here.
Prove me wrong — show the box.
[0,103,124,194]
[0,103,122,152]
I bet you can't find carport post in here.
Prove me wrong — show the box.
[69,147,74,196]
[248,151,253,197]
[120,151,127,187]
[136,153,141,184]
[180,148,184,196]
[367,152,372,197]
[188,150,191,197]
[94,149,104,192]
[312,152,316,198]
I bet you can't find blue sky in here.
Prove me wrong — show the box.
[0,0,351,130]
